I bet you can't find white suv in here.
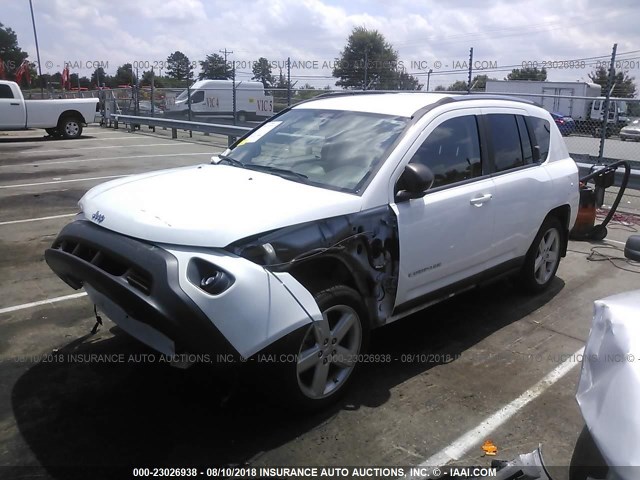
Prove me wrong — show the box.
[46,92,579,408]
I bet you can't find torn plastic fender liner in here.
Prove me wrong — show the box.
[165,246,323,359]
[226,205,400,327]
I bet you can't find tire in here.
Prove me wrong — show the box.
[569,426,609,480]
[283,285,369,410]
[518,216,563,293]
[237,112,247,123]
[45,127,60,138]
[58,115,83,139]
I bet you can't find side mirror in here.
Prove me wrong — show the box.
[395,163,434,202]
[624,235,640,262]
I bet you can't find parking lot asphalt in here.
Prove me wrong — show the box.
[1,125,640,479]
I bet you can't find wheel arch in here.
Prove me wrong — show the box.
[547,204,571,257]
[287,254,378,329]
[57,109,87,126]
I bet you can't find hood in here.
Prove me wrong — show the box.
[78,164,363,247]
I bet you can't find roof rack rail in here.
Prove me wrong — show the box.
[452,93,538,105]
[307,90,539,106]
[312,90,401,99]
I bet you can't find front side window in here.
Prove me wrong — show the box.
[409,115,482,188]
[486,114,523,172]
[191,90,204,103]
[225,108,409,193]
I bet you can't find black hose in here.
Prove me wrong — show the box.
[576,160,631,240]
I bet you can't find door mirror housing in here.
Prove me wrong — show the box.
[395,163,435,202]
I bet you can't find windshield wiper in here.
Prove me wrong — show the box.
[215,154,245,168]
[244,164,309,182]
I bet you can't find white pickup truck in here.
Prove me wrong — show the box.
[0,80,99,139]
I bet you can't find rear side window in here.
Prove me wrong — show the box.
[0,84,14,99]
[527,117,550,162]
[409,115,482,188]
[486,114,523,172]
[516,115,534,165]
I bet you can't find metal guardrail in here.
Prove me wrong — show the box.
[110,114,252,146]
[107,114,640,190]
[576,161,640,191]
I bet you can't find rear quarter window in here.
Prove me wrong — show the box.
[527,116,551,162]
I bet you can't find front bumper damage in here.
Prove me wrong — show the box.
[45,220,322,360]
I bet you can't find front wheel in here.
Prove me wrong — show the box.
[518,216,563,292]
[286,285,369,410]
[59,115,83,139]
[569,426,609,480]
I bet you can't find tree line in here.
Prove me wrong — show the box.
[0,21,636,98]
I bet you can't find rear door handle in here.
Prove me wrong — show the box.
[470,193,492,206]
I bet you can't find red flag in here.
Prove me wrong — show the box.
[0,58,5,80]
[61,66,70,90]
[15,60,31,85]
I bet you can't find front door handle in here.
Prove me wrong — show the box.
[10,102,20,106]
[470,193,492,206]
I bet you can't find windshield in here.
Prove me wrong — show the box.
[224,108,409,193]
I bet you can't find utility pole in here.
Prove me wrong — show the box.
[287,57,291,106]
[28,0,44,97]
[363,46,368,91]
[467,47,473,93]
[426,69,433,92]
[232,61,237,124]
[219,48,233,77]
[598,43,617,163]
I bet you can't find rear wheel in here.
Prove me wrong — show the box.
[58,115,83,139]
[518,216,563,292]
[284,285,369,410]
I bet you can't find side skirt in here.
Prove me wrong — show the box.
[387,257,525,324]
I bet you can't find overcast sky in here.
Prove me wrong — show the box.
[1,0,639,91]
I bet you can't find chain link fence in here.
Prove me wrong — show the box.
[97,82,638,169]
[16,47,637,168]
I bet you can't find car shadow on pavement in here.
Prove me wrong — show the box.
[10,278,564,478]
[0,135,95,144]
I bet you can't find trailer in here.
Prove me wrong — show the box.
[485,80,628,135]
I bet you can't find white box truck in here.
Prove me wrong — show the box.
[165,79,273,122]
[485,80,628,135]
[0,80,99,139]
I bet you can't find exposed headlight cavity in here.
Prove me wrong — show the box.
[187,257,234,295]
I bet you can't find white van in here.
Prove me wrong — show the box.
[166,79,273,121]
